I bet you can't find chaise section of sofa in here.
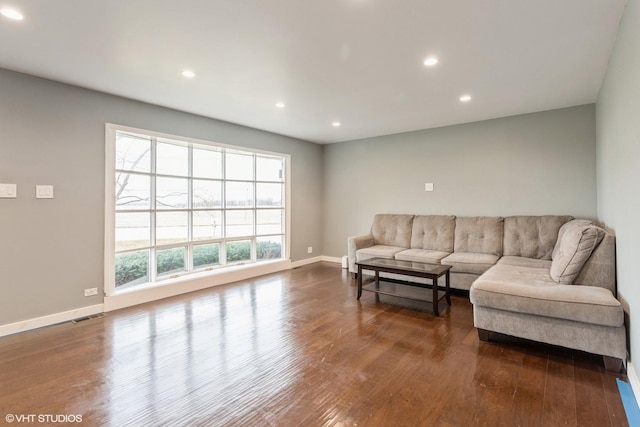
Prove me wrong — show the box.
[470,221,625,371]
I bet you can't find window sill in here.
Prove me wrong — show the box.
[104,259,291,311]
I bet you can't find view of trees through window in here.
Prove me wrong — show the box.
[112,130,286,290]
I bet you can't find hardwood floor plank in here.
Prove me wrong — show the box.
[0,262,629,426]
[574,353,613,427]
[543,351,578,426]
[511,348,549,427]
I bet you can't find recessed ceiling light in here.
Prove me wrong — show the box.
[423,57,439,67]
[181,70,196,78]
[459,95,472,102]
[332,121,341,127]
[275,102,285,109]
[1,8,24,20]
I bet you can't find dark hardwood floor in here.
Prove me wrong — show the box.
[0,262,629,426]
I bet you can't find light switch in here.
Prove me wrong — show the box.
[0,183,17,198]
[425,183,434,192]
[36,185,54,199]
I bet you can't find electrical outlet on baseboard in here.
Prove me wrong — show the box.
[307,247,313,254]
[84,288,98,297]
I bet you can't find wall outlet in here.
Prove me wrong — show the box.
[307,246,313,254]
[36,185,54,199]
[84,288,98,297]
[425,182,434,192]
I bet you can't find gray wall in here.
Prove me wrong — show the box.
[596,0,639,362]
[0,68,324,325]
[323,105,597,257]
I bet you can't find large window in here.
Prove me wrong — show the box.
[105,125,289,294]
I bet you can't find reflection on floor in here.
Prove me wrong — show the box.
[0,262,629,426]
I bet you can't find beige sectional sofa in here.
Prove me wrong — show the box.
[347,214,626,371]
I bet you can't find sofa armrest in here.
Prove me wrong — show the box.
[574,232,616,295]
[348,233,375,273]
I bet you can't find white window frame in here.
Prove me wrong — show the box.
[104,123,291,298]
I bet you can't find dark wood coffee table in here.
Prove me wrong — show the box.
[356,257,451,316]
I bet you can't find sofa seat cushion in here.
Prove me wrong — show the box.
[356,245,406,260]
[498,256,552,269]
[470,264,623,327]
[395,249,450,264]
[441,252,499,275]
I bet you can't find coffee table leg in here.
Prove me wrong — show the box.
[445,271,451,305]
[432,277,439,316]
[357,265,363,300]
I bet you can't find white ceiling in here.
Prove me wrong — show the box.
[0,1,627,144]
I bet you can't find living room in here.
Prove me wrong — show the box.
[1,0,639,425]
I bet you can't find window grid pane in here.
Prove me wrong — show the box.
[116,133,151,173]
[115,250,149,289]
[156,177,189,209]
[225,181,254,208]
[193,179,222,208]
[193,147,223,179]
[116,212,151,251]
[193,210,223,241]
[256,183,283,207]
[225,210,254,238]
[257,209,284,235]
[257,236,283,261]
[225,151,254,180]
[157,247,186,277]
[156,211,189,245]
[226,240,251,263]
[116,173,151,210]
[256,156,284,182]
[194,243,221,269]
[156,140,188,176]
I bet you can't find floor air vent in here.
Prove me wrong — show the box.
[71,313,105,324]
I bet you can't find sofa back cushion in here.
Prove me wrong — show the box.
[504,215,573,260]
[411,215,456,252]
[371,214,414,247]
[454,216,504,256]
[550,220,604,285]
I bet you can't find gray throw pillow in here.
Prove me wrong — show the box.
[552,219,592,260]
[550,221,603,285]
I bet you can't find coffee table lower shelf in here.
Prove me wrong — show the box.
[356,258,451,316]
[361,280,447,307]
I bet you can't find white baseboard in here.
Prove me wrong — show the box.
[627,360,640,410]
[0,304,104,338]
[290,256,342,268]
[0,256,343,338]
[291,256,324,268]
[104,259,291,312]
